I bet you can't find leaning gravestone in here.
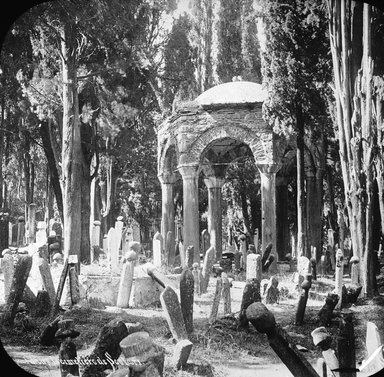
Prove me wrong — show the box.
[3,255,33,326]
[180,268,194,335]
[160,286,187,341]
[201,246,216,293]
[153,232,163,268]
[38,258,56,306]
[116,251,137,308]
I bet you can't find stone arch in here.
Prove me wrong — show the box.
[180,124,273,166]
[158,138,179,179]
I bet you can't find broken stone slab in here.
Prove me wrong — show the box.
[172,339,193,370]
[160,286,188,341]
[119,331,153,358]
[247,302,319,377]
[180,268,194,335]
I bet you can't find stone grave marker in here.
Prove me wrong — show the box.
[201,229,210,260]
[116,251,137,308]
[17,216,25,247]
[295,274,312,325]
[35,221,47,247]
[265,276,280,304]
[312,327,340,375]
[246,253,262,281]
[239,235,247,270]
[180,268,194,335]
[115,216,124,260]
[153,231,163,268]
[160,286,187,341]
[185,245,194,268]
[297,255,311,278]
[172,339,193,370]
[334,248,344,309]
[38,257,56,305]
[3,254,14,302]
[201,246,216,293]
[222,272,231,315]
[179,240,185,267]
[350,256,359,286]
[91,220,101,262]
[108,227,119,274]
[209,276,222,324]
[192,262,201,296]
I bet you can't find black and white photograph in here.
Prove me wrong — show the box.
[0,0,384,376]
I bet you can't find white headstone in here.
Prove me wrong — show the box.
[153,232,163,268]
[108,227,119,275]
[35,221,47,247]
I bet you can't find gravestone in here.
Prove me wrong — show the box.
[246,253,262,281]
[201,229,210,260]
[116,251,137,308]
[192,263,201,296]
[221,273,231,315]
[334,248,344,309]
[3,254,14,302]
[201,246,216,293]
[239,235,247,270]
[160,286,187,341]
[107,227,120,275]
[297,256,311,277]
[91,220,101,262]
[209,276,222,324]
[153,232,163,268]
[27,203,37,244]
[17,216,25,247]
[350,256,359,285]
[172,339,193,370]
[35,221,47,247]
[179,241,185,267]
[115,216,124,261]
[239,278,261,328]
[265,276,280,304]
[180,268,194,335]
[38,257,56,306]
[295,274,312,325]
[185,245,194,268]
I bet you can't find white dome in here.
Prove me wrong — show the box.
[195,81,267,106]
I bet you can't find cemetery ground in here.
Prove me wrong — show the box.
[0,256,384,377]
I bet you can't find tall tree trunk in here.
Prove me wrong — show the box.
[61,21,82,269]
[296,103,306,257]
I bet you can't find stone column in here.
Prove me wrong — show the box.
[204,176,225,261]
[178,165,200,264]
[257,164,278,270]
[159,174,176,241]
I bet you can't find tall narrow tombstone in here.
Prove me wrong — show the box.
[192,263,201,296]
[166,231,175,266]
[91,220,101,262]
[209,276,222,324]
[8,222,13,246]
[201,246,216,293]
[160,286,187,341]
[222,273,231,315]
[179,241,185,267]
[115,216,124,263]
[153,231,163,268]
[239,235,247,270]
[38,258,56,306]
[246,253,262,281]
[3,255,33,326]
[3,254,14,302]
[239,279,261,328]
[185,245,194,268]
[116,251,137,308]
[334,248,344,309]
[180,268,194,335]
[295,274,312,325]
[201,229,210,260]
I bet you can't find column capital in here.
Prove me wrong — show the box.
[257,163,280,175]
[204,176,226,189]
[158,173,177,185]
[178,164,199,180]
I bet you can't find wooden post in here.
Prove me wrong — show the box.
[247,302,320,377]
